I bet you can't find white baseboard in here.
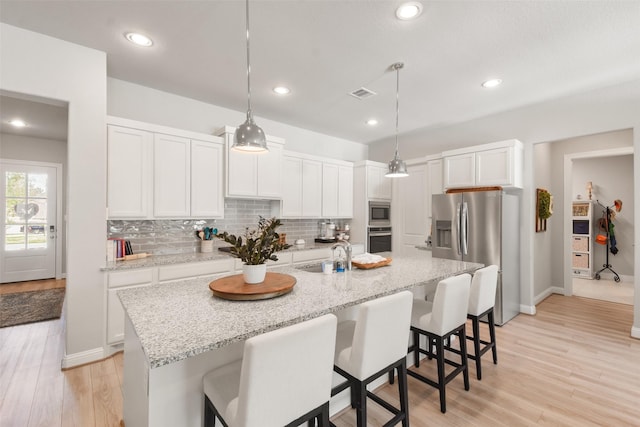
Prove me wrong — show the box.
[62,347,105,369]
[520,304,536,315]
[631,326,640,340]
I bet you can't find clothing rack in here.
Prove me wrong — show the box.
[595,200,620,282]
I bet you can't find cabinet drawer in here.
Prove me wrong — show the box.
[572,253,589,269]
[158,260,231,282]
[572,236,589,252]
[108,268,154,288]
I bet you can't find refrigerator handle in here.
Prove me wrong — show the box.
[455,202,462,255]
[461,201,469,255]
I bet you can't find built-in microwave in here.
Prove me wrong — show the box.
[369,201,391,226]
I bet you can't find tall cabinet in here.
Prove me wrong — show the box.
[571,201,595,279]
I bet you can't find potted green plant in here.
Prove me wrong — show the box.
[216,216,289,284]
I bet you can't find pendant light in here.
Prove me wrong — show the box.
[385,62,409,178]
[233,0,268,152]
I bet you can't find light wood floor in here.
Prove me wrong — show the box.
[1,294,638,427]
[0,278,66,295]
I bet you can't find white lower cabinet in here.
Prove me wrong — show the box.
[106,268,154,345]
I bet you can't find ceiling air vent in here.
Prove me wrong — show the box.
[349,87,377,100]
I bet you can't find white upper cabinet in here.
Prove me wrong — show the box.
[191,139,224,218]
[302,159,323,217]
[153,133,190,217]
[367,163,392,200]
[279,152,351,219]
[426,157,443,218]
[322,160,354,218]
[322,163,339,217]
[280,155,322,218]
[443,152,475,189]
[107,125,152,218]
[107,117,224,219]
[220,126,284,199]
[337,165,354,218]
[442,139,523,189]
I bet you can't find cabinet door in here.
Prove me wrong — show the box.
[153,133,190,217]
[322,163,339,217]
[227,139,258,197]
[476,147,512,186]
[107,283,150,345]
[107,125,152,218]
[191,140,224,218]
[302,159,323,217]
[281,156,303,217]
[257,142,283,198]
[337,165,353,218]
[426,159,443,219]
[443,153,475,189]
[398,163,428,255]
[367,166,392,200]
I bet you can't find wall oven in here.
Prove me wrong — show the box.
[368,226,392,253]
[369,201,391,226]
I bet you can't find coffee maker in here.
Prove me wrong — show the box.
[316,220,336,242]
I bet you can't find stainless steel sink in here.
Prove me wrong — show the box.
[294,263,326,273]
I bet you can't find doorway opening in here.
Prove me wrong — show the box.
[0,93,68,285]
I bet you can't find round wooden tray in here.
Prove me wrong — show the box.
[209,272,296,301]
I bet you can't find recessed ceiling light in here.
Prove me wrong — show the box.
[9,119,27,128]
[366,119,379,126]
[396,2,423,20]
[273,86,290,95]
[482,78,503,88]
[125,32,153,47]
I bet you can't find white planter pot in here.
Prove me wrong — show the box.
[242,263,267,284]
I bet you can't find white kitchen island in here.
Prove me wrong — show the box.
[118,252,482,427]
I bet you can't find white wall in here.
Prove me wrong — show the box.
[1,23,108,366]
[533,143,553,300]
[107,78,368,162]
[572,155,634,276]
[0,133,69,274]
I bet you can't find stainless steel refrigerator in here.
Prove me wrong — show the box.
[432,190,520,325]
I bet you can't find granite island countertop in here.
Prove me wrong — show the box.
[118,252,482,369]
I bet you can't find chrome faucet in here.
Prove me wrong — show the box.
[331,240,352,271]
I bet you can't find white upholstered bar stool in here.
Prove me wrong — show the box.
[466,265,499,380]
[203,314,337,427]
[407,274,471,414]
[331,291,413,427]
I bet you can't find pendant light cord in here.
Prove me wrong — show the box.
[393,62,404,159]
[394,63,400,158]
[245,0,253,120]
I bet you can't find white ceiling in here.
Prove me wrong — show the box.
[1,0,639,148]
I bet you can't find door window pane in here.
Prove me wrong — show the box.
[5,224,25,251]
[5,172,26,197]
[28,173,47,197]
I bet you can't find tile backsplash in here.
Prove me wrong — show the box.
[108,199,351,255]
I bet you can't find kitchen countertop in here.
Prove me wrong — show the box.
[102,241,346,271]
[118,253,482,369]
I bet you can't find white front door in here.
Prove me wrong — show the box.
[1,160,58,283]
